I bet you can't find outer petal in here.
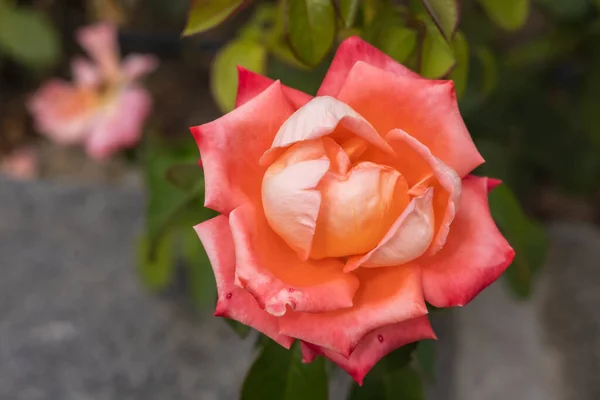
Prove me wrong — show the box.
[71,57,101,87]
[420,176,515,307]
[229,204,360,317]
[77,23,121,81]
[121,54,159,81]
[306,316,436,385]
[279,265,427,358]
[385,129,462,255]
[260,96,394,167]
[27,80,100,144]
[235,67,312,110]
[487,177,502,191]
[194,216,293,348]
[317,36,420,97]
[336,61,484,177]
[344,188,434,272]
[85,87,152,160]
[191,81,296,215]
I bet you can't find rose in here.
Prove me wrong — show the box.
[28,23,157,160]
[192,36,514,384]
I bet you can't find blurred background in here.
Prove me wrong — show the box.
[0,0,599,399]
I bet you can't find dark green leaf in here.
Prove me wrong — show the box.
[337,0,361,28]
[183,0,245,36]
[579,45,600,151]
[143,134,208,255]
[267,53,331,96]
[225,319,252,338]
[420,15,455,78]
[489,185,547,298]
[478,0,529,31]
[449,31,469,97]
[136,232,175,292]
[239,3,278,42]
[365,5,417,64]
[0,2,60,68]
[420,0,459,41]
[242,340,328,400]
[165,162,204,192]
[416,340,436,381]
[286,0,337,66]
[534,0,588,20]
[211,38,267,113]
[474,46,497,97]
[181,227,217,312]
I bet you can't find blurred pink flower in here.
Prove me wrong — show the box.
[28,23,158,160]
[1,147,38,181]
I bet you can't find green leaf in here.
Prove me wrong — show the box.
[0,3,60,68]
[136,232,175,292]
[489,185,547,298]
[365,6,417,64]
[474,46,497,97]
[183,0,245,36]
[239,3,278,42]
[165,162,204,192]
[381,27,417,64]
[478,0,529,31]
[211,38,267,113]
[420,16,455,78]
[534,0,588,20]
[449,31,469,97]
[143,134,208,255]
[337,0,361,28]
[181,227,217,312]
[225,319,252,338]
[416,340,436,381]
[420,0,459,41]
[286,0,337,66]
[241,340,328,400]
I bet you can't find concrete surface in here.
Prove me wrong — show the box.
[1,177,599,399]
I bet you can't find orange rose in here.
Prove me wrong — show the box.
[191,37,514,384]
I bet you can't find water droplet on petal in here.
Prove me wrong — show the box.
[378,335,384,343]
[226,293,233,299]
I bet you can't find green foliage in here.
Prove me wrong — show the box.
[0,0,60,68]
[349,343,423,400]
[478,0,530,31]
[535,0,589,20]
[416,340,437,381]
[364,5,417,64]
[449,31,469,97]
[181,227,217,312]
[136,232,175,292]
[225,319,252,338]
[337,0,361,28]
[211,38,267,112]
[143,134,207,253]
[420,14,456,78]
[420,0,459,41]
[285,0,337,66]
[183,0,246,36]
[165,163,204,192]
[489,185,548,298]
[241,340,328,400]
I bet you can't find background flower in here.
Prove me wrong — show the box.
[27,23,158,160]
